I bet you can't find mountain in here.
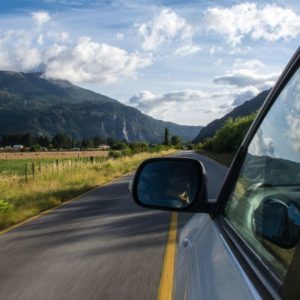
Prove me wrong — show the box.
[0,71,202,143]
[193,89,270,143]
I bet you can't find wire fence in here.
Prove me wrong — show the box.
[22,156,111,183]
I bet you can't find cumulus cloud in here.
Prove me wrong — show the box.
[0,16,151,84]
[136,8,200,56]
[249,128,275,157]
[44,37,151,83]
[128,86,263,123]
[214,69,278,89]
[0,31,43,71]
[286,113,300,153]
[203,3,300,45]
[32,11,51,27]
[213,59,277,107]
[231,86,260,106]
[129,89,211,121]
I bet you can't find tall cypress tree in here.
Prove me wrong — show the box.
[164,127,170,145]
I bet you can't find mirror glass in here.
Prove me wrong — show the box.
[136,160,201,209]
[253,198,300,249]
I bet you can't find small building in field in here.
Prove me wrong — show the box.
[13,144,24,150]
[98,144,110,150]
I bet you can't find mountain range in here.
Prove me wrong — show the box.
[0,71,202,143]
[193,89,270,143]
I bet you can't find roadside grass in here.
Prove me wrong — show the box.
[0,150,175,230]
[196,149,235,167]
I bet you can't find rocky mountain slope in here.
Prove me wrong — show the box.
[0,71,202,143]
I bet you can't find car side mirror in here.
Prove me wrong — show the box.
[253,197,300,249]
[131,157,208,212]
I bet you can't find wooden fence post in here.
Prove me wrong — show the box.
[32,162,35,180]
[25,163,28,183]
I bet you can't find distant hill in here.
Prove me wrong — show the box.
[0,71,202,143]
[193,89,270,143]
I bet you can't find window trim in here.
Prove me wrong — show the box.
[212,47,300,299]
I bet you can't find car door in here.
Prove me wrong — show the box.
[175,48,300,300]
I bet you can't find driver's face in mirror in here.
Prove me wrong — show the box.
[165,167,191,206]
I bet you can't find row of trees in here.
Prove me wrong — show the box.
[0,133,116,150]
[1,128,184,150]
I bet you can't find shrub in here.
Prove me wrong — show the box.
[202,113,256,153]
[109,150,123,158]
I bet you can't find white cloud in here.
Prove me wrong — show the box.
[0,24,151,84]
[47,31,69,43]
[0,31,42,71]
[44,37,151,83]
[137,9,191,51]
[174,44,201,57]
[233,59,264,70]
[203,3,300,45]
[249,128,275,157]
[213,69,278,88]
[212,62,277,107]
[231,86,260,106]
[136,8,199,56]
[129,89,209,120]
[32,11,51,27]
[128,86,262,124]
[286,113,300,153]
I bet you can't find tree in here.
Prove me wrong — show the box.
[52,133,72,149]
[93,135,105,147]
[38,136,51,148]
[171,135,181,146]
[111,142,128,150]
[164,127,170,145]
[81,138,94,149]
[21,133,35,147]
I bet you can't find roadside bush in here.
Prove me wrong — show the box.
[0,199,13,212]
[129,142,148,153]
[121,148,133,156]
[111,142,128,150]
[109,150,123,158]
[202,113,256,153]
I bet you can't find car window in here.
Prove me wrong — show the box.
[225,67,300,281]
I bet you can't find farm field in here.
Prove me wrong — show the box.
[0,150,109,160]
[0,149,176,230]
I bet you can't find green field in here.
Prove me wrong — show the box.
[0,157,107,176]
[0,150,175,230]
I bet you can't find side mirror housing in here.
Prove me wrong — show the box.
[131,157,209,212]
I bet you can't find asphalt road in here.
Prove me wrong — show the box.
[0,151,227,300]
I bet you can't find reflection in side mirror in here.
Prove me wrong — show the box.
[132,157,207,211]
[253,197,300,249]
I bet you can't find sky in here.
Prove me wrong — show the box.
[0,0,299,126]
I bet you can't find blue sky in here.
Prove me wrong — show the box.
[0,0,299,125]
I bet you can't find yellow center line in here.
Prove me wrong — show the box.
[157,212,178,300]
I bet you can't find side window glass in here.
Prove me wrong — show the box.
[225,67,300,280]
